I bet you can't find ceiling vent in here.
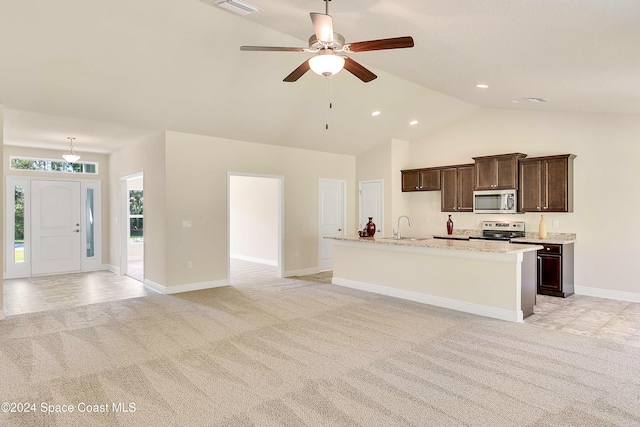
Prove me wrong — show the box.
[525,97,552,103]
[214,0,261,16]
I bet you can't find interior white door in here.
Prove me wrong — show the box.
[318,179,345,270]
[31,180,82,275]
[359,180,383,235]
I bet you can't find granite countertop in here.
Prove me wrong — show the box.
[325,235,542,254]
[432,229,577,245]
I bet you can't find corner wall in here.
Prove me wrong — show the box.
[108,132,166,286]
[0,105,3,315]
[163,131,356,288]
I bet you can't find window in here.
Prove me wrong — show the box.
[14,186,25,263]
[129,190,143,242]
[10,156,98,175]
[86,188,95,258]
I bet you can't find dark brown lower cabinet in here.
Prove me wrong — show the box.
[537,243,574,297]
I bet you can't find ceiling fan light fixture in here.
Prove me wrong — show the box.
[62,137,81,163]
[309,52,345,77]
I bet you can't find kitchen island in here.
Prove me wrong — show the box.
[325,236,542,322]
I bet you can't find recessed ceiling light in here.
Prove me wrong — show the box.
[476,84,489,89]
[409,120,418,125]
[371,111,381,116]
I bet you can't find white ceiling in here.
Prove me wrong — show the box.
[0,0,638,155]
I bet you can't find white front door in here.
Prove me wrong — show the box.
[359,180,383,236]
[318,179,345,271]
[31,180,82,275]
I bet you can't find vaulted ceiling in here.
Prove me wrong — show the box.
[0,0,638,155]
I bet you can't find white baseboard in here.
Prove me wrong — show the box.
[144,279,228,295]
[575,285,640,303]
[283,267,321,278]
[332,277,522,323]
[231,254,277,267]
[106,265,120,274]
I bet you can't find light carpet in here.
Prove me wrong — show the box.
[1,274,640,426]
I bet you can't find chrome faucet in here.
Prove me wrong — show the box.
[395,215,412,239]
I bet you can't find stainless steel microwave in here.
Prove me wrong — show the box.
[473,189,517,214]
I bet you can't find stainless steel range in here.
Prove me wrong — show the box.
[469,221,525,241]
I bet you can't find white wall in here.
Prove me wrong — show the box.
[395,108,640,296]
[230,175,278,265]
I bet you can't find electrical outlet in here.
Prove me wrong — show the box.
[182,220,192,228]
[552,220,559,228]
[187,261,193,269]
[294,250,300,258]
[425,217,431,224]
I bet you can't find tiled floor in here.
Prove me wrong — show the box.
[525,293,640,347]
[2,270,155,316]
[3,262,640,349]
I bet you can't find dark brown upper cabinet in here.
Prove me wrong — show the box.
[518,154,576,213]
[401,168,441,192]
[441,164,474,212]
[473,153,527,190]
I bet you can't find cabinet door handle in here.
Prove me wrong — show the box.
[415,186,419,190]
[537,206,540,210]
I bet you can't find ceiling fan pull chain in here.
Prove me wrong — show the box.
[325,76,333,130]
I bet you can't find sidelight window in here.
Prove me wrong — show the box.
[129,190,143,242]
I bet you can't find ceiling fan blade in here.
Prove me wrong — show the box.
[241,46,306,52]
[283,60,311,82]
[310,12,334,43]
[343,57,377,82]
[346,36,414,52]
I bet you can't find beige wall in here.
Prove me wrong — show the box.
[163,131,356,288]
[230,175,279,265]
[0,105,3,313]
[2,145,110,273]
[392,108,640,295]
[108,132,166,285]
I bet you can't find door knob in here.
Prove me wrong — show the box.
[73,229,80,233]
[337,228,342,232]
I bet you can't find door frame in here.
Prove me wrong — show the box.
[120,172,144,277]
[227,172,285,279]
[5,175,102,278]
[358,179,384,235]
[318,178,347,271]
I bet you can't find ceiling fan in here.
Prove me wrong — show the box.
[240,0,414,83]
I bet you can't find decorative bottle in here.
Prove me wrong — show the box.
[446,215,454,235]
[366,217,376,237]
[538,214,547,239]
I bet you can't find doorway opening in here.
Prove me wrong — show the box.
[120,173,144,282]
[228,173,284,285]
[318,178,346,271]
